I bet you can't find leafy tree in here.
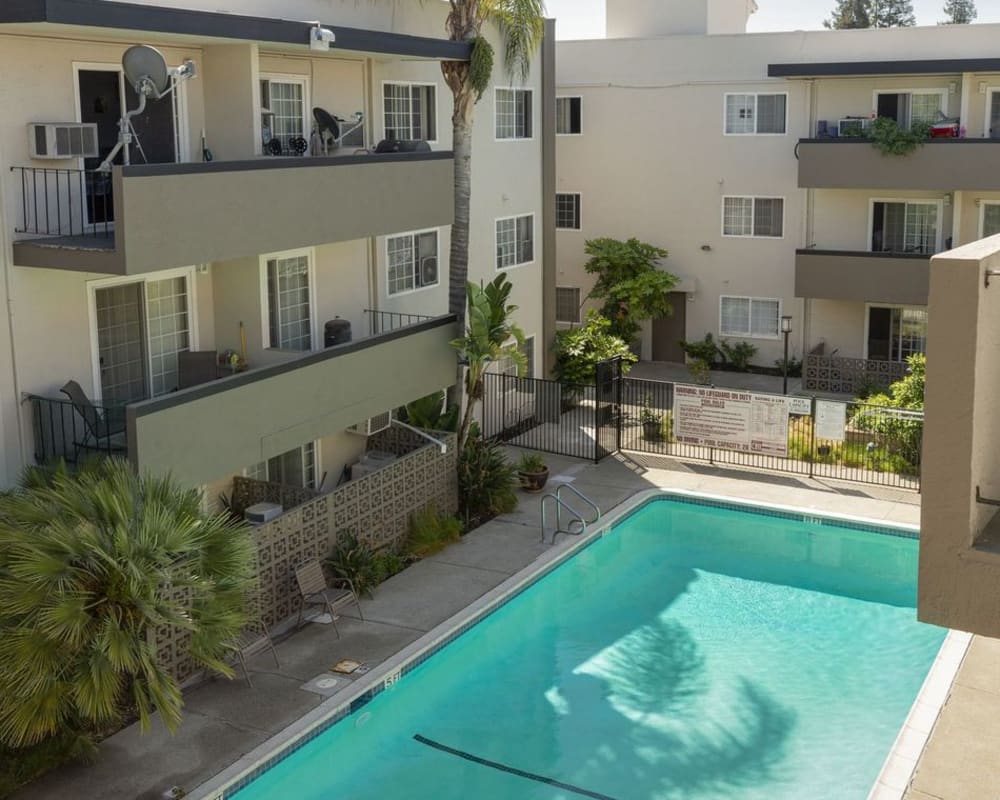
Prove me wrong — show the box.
[582,238,677,343]
[824,0,870,28]
[0,459,255,749]
[402,391,460,432]
[825,0,915,27]
[450,273,526,449]
[437,1,546,325]
[552,312,638,388]
[942,0,977,23]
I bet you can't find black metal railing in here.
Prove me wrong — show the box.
[26,394,128,466]
[11,167,115,239]
[364,309,436,336]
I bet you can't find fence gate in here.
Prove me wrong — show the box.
[594,357,623,462]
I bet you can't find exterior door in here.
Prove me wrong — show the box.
[990,91,1000,139]
[651,292,687,362]
[868,306,927,362]
[95,282,147,405]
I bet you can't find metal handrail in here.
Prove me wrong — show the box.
[555,483,601,525]
[540,484,601,544]
[11,166,114,239]
[363,309,436,337]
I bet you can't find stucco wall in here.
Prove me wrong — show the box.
[806,299,867,360]
[809,189,954,251]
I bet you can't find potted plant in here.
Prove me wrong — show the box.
[688,357,712,385]
[640,395,662,441]
[516,452,550,493]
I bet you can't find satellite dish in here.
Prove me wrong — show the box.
[313,107,342,143]
[122,45,170,99]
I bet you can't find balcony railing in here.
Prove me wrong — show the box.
[11,167,114,241]
[26,394,127,467]
[363,309,437,336]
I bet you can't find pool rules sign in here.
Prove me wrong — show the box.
[673,385,805,457]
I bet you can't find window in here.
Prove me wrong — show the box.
[556,97,582,134]
[720,296,780,339]
[870,201,940,254]
[386,229,439,296]
[383,82,436,141]
[868,306,928,362]
[875,90,946,130]
[497,336,535,379]
[722,197,784,238]
[556,287,581,323]
[261,77,307,154]
[556,193,582,230]
[264,252,313,351]
[496,214,534,269]
[724,93,787,135]
[247,443,316,489]
[496,88,533,139]
[982,202,1000,238]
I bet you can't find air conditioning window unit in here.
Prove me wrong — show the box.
[29,123,99,159]
[419,256,438,287]
[839,117,873,136]
[244,502,283,525]
[346,410,393,436]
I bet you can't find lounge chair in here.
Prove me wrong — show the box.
[59,380,127,460]
[226,609,280,688]
[294,560,364,636]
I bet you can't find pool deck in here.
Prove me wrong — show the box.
[12,452,995,800]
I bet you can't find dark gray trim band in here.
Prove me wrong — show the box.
[121,150,454,178]
[797,248,930,261]
[1,0,471,60]
[129,315,457,418]
[771,58,1000,78]
[798,137,1000,145]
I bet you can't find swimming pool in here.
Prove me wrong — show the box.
[225,495,947,800]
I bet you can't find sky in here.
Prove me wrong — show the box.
[545,0,1000,39]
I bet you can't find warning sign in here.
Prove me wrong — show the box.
[672,385,792,457]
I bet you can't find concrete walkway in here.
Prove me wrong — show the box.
[11,451,991,800]
[630,359,806,395]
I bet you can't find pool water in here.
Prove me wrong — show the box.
[232,498,946,800]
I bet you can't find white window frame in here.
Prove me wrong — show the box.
[259,247,318,352]
[494,87,534,141]
[86,266,200,403]
[385,227,441,297]
[871,88,948,128]
[721,196,785,239]
[556,96,583,136]
[555,192,583,230]
[244,441,320,490]
[979,201,1000,239]
[380,80,438,144]
[867,197,945,255]
[723,92,788,136]
[260,73,310,156]
[495,213,536,270]
[719,295,782,341]
[863,303,929,362]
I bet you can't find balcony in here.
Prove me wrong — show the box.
[796,139,1000,191]
[29,313,457,486]
[795,249,930,305]
[11,152,454,274]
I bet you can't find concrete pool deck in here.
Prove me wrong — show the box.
[11,452,995,800]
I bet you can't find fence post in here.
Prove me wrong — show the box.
[500,373,507,441]
[808,396,817,479]
[615,359,623,455]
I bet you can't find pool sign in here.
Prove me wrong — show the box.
[672,385,793,457]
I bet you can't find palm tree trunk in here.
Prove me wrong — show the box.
[445,78,476,325]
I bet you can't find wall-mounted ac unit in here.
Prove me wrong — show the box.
[839,118,873,136]
[244,502,283,525]
[28,122,99,159]
[346,410,393,436]
[419,256,438,287]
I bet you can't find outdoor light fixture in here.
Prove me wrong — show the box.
[781,315,793,395]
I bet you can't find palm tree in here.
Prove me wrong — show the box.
[440,1,546,324]
[0,459,255,748]
[451,272,526,448]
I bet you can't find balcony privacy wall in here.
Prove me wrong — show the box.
[152,428,458,683]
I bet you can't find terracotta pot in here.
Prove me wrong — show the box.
[518,466,550,493]
[642,421,662,441]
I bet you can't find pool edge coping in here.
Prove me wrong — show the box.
[187,487,938,800]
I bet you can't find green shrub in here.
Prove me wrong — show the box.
[372,551,407,584]
[688,358,712,385]
[679,333,720,365]
[774,356,803,378]
[402,391,459,432]
[0,734,96,799]
[869,116,931,157]
[516,452,547,473]
[406,504,462,559]
[327,532,381,598]
[458,433,518,526]
[552,312,637,389]
[718,340,757,371]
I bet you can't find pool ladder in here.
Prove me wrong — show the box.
[540,484,601,544]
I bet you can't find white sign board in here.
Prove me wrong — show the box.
[672,385,791,457]
[788,397,812,416]
[814,400,848,443]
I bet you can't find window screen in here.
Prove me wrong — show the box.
[556,97,582,134]
[556,194,582,229]
[556,287,581,323]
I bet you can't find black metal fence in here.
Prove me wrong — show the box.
[26,395,128,466]
[11,167,115,239]
[363,309,436,336]
[482,365,921,490]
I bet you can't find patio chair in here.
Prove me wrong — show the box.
[60,380,127,460]
[294,560,364,637]
[225,611,280,688]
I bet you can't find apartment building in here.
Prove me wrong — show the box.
[0,0,551,494]
[556,0,1000,392]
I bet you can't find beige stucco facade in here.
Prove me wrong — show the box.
[0,0,547,491]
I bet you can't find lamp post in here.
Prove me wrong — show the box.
[781,315,793,395]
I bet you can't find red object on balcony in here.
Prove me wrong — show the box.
[930,121,959,138]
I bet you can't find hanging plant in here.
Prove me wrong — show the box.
[469,36,494,102]
[868,117,931,157]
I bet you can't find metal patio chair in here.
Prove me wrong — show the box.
[226,609,280,688]
[60,380,127,460]
[294,560,364,637]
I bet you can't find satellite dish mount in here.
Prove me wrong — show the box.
[312,107,365,154]
[99,45,196,172]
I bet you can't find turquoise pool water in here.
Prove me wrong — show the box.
[232,498,946,800]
